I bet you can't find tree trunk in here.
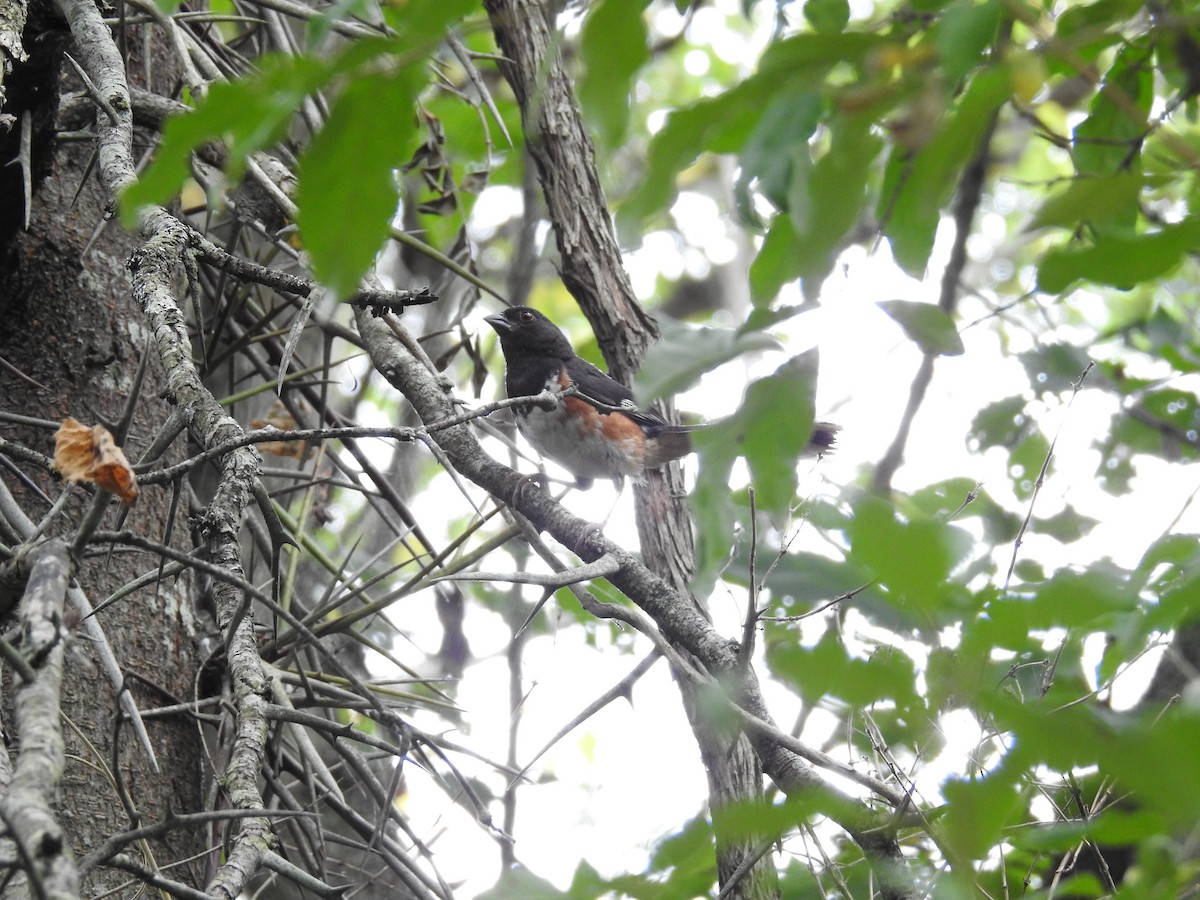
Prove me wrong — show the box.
[0,5,205,893]
[482,1,780,894]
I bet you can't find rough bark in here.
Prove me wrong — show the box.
[0,15,205,889]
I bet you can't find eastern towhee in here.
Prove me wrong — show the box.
[485,306,838,488]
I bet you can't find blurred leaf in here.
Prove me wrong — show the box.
[692,424,741,597]
[767,630,849,706]
[735,87,822,222]
[1017,343,1093,393]
[878,300,965,355]
[881,66,1011,274]
[645,814,714,875]
[941,767,1024,860]
[1027,171,1143,232]
[636,318,780,403]
[621,32,883,233]
[579,0,649,149]
[749,214,803,305]
[1102,711,1200,830]
[738,549,874,607]
[883,67,1012,274]
[296,67,423,296]
[757,31,886,77]
[1139,387,1200,433]
[732,353,818,516]
[935,0,1002,86]
[1094,422,1138,494]
[848,496,973,617]
[1072,41,1152,178]
[1008,429,1051,498]
[1056,0,1145,45]
[564,861,608,900]
[1035,506,1099,542]
[908,477,983,517]
[970,395,1029,448]
[803,0,849,33]
[991,570,1135,634]
[778,858,824,898]
[619,87,760,232]
[122,53,333,220]
[769,631,921,713]
[378,0,478,43]
[478,865,569,899]
[1133,533,1200,592]
[791,111,883,300]
[908,479,1018,542]
[1037,217,1200,293]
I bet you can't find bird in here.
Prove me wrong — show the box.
[485,306,838,488]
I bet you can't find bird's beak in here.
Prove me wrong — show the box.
[484,313,512,333]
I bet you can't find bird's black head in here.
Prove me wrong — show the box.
[484,307,575,360]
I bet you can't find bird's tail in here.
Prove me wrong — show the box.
[808,421,840,455]
[648,420,839,466]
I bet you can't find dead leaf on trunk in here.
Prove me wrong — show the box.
[54,417,140,505]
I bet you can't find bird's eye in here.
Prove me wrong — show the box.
[519,310,535,323]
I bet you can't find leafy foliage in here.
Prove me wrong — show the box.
[18,0,1200,895]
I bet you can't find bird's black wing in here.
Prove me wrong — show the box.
[563,356,688,432]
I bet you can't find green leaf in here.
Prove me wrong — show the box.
[1034,506,1099,543]
[618,87,760,233]
[1008,429,1051,499]
[1017,342,1093,393]
[908,477,983,517]
[1037,216,1200,293]
[757,31,887,78]
[749,214,803,305]
[880,65,1010,274]
[564,861,608,900]
[769,630,920,711]
[646,814,714,873]
[941,767,1023,860]
[692,425,741,598]
[735,87,823,220]
[970,395,1029,448]
[121,54,333,222]
[376,0,477,47]
[1139,387,1200,433]
[635,318,780,403]
[734,352,819,516]
[936,0,1002,86]
[1072,42,1152,178]
[1027,570,1136,629]
[1026,171,1143,232]
[1133,533,1200,593]
[878,300,965,355]
[848,497,973,617]
[620,32,883,234]
[579,0,649,149]
[790,111,883,300]
[803,0,850,33]
[1102,712,1200,830]
[295,67,423,296]
[477,865,569,899]
[693,355,820,572]
[733,548,875,609]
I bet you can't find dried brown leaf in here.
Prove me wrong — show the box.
[54,417,140,505]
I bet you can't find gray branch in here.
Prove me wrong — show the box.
[0,539,78,900]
